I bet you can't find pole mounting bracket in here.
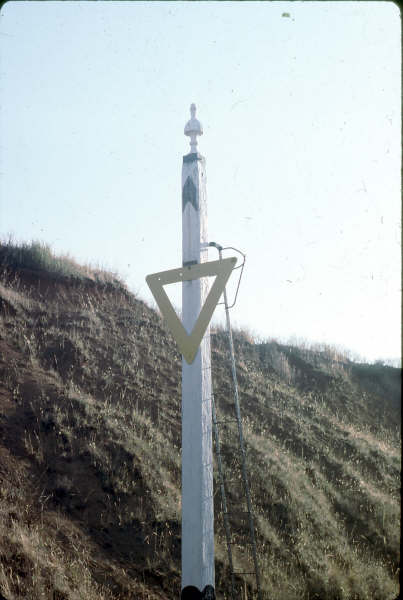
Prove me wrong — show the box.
[208,242,246,309]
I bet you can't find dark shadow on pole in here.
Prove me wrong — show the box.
[181,585,216,599]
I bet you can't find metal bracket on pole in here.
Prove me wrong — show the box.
[208,243,246,309]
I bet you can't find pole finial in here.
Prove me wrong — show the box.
[184,103,203,154]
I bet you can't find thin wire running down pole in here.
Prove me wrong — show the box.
[218,247,262,600]
[211,394,236,598]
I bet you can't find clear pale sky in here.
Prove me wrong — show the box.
[0,1,401,363]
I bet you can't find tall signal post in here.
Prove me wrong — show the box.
[146,106,258,599]
[181,104,215,600]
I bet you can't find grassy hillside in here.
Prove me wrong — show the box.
[0,241,400,599]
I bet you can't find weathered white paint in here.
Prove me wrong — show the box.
[181,105,214,593]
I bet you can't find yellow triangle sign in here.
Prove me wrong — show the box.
[146,257,237,364]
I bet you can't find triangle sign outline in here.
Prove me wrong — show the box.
[146,257,237,364]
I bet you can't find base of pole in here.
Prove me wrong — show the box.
[181,585,215,599]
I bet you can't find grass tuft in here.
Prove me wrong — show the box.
[0,238,125,288]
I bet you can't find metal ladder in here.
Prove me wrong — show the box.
[209,243,262,600]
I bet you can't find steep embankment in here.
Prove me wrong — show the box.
[0,253,400,600]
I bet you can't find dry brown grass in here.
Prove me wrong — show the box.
[0,243,400,599]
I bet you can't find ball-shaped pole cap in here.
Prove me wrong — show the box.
[184,103,203,153]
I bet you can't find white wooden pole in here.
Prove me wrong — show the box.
[181,104,215,600]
